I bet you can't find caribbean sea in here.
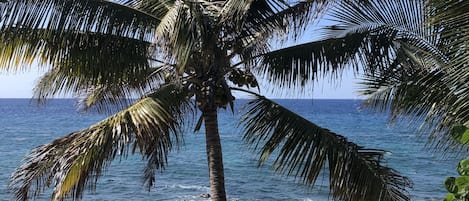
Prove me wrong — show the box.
[0,99,459,200]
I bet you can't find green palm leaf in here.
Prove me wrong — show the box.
[151,1,201,72]
[231,0,328,39]
[220,0,256,24]
[355,0,469,149]
[224,0,329,68]
[34,64,174,113]
[240,95,412,201]
[0,0,159,39]
[9,84,192,201]
[360,57,469,150]
[257,25,401,93]
[427,0,469,134]
[124,0,174,20]
[0,0,167,84]
[258,32,373,90]
[0,27,169,114]
[429,0,469,61]
[75,65,174,113]
[0,28,154,87]
[257,0,445,93]
[329,0,444,64]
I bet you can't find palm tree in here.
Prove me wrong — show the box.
[352,0,469,150]
[326,0,469,199]
[349,1,469,198]
[423,0,469,146]
[0,0,427,200]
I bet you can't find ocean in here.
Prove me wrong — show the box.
[0,99,459,201]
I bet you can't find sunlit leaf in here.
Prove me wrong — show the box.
[9,84,192,200]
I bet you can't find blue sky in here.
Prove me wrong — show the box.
[0,71,40,98]
[0,68,364,99]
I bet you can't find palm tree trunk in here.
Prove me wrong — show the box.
[203,109,227,201]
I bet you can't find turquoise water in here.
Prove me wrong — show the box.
[0,99,459,200]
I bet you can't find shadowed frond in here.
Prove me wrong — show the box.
[0,0,160,40]
[0,27,152,75]
[75,65,174,113]
[221,0,289,35]
[257,32,374,90]
[427,0,469,137]
[256,0,445,93]
[329,0,444,62]
[330,0,426,36]
[124,0,174,20]
[9,84,192,201]
[34,64,174,113]
[231,0,329,40]
[225,0,330,65]
[360,62,448,122]
[357,30,469,149]
[240,95,412,201]
[359,58,469,150]
[428,0,469,63]
[353,0,469,149]
[0,28,159,105]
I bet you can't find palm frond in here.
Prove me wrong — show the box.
[360,65,447,121]
[329,0,444,61]
[256,0,446,96]
[0,0,160,40]
[220,0,289,35]
[428,0,469,40]
[226,0,329,65]
[0,28,159,103]
[33,64,173,113]
[353,0,469,149]
[235,0,329,40]
[330,0,425,34]
[153,1,200,72]
[358,47,424,112]
[220,0,256,24]
[9,84,192,201]
[76,65,174,113]
[358,53,469,150]
[0,27,153,80]
[240,95,412,201]
[362,68,469,151]
[427,0,469,136]
[257,32,375,92]
[124,0,174,20]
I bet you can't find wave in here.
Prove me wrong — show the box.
[158,184,210,191]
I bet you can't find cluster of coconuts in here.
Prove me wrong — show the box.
[228,69,258,88]
[213,85,234,108]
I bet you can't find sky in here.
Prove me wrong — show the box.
[0,68,364,99]
[0,71,41,98]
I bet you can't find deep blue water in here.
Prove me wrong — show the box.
[0,99,459,200]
